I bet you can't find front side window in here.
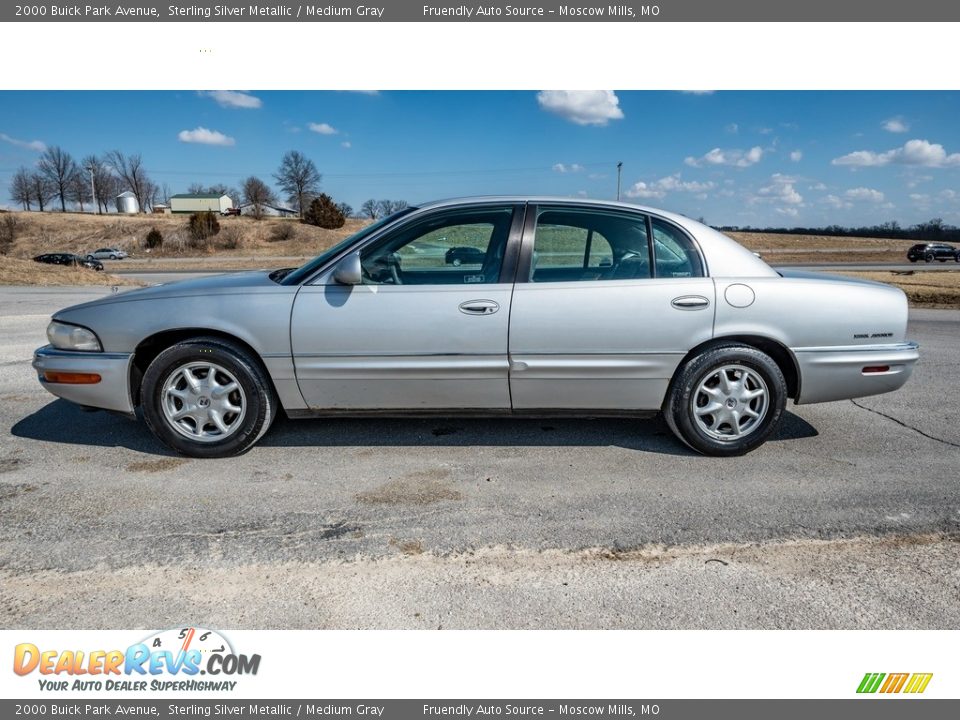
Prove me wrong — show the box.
[359,207,515,285]
[531,208,650,282]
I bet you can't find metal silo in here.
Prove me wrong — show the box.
[115,191,139,214]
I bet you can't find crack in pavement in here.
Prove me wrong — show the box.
[850,399,960,449]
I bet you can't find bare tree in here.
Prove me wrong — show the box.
[10,167,33,210]
[161,183,172,205]
[142,180,159,212]
[274,151,321,216]
[83,155,115,214]
[38,146,79,212]
[68,171,92,212]
[376,199,408,217]
[104,150,151,212]
[28,172,54,212]
[242,176,276,220]
[335,202,353,218]
[187,182,206,194]
[361,198,380,219]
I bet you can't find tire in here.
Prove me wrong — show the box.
[141,337,277,458]
[110,254,118,260]
[925,253,934,263]
[452,258,462,266]
[663,344,787,457]
[955,253,960,263]
[86,254,95,261]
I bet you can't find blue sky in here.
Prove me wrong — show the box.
[1,90,959,226]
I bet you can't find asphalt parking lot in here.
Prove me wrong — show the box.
[1,286,958,629]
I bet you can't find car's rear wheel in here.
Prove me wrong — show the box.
[664,344,787,456]
[925,253,934,262]
[955,253,960,263]
[142,337,277,458]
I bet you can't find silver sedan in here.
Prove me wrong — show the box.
[33,197,919,457]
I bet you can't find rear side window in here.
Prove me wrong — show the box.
[531,208,650,282]
[651,219,704,278]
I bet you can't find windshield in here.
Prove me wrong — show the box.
[280,208,417,285]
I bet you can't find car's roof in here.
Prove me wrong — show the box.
[417,195,691,222]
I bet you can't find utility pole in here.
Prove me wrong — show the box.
[616,161,623,201]
[88,164,99,215]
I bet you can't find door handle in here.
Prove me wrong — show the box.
[459,300,500,315]
[671,295,710,310]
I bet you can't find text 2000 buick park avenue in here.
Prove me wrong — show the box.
[34,197,919,457]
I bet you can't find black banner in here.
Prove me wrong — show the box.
[1,700,957,719]
[4,1,960,23]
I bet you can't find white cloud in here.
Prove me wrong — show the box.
[776,207,799,218]
[832,139,960,168]
[552,163,584,173]
[201,90,262,109]
[685,146,763,168]
[341,141,352,149]
[757,174,803,205]
[681,90,715,95]
[882,116,909,133]
[536,90,624,126]
[177,127,235,146]
[809,182,828,191]
[0,132,46,152]
[725,123,739,134]
[939,189,958,201]
[790,150,803,162]
[624,174,715,200]
[308,122,338,135]
[823,194,853,210]
[845,187,886,202]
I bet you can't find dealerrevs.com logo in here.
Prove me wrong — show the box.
[857,673,933,694]
[13,627,260,692]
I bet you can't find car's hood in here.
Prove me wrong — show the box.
[53,270,289,316]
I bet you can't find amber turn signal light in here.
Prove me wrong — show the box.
[42,371,102,384]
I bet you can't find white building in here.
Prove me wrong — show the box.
[170,193,234,214]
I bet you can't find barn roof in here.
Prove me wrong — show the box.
[171,193,228,199]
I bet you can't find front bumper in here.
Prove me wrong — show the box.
[793,341,920,404]
[33,345,135,415]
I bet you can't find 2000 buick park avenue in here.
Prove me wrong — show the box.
[33,197,919,457]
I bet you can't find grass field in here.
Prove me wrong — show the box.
[826,270,960,308]
[0,257,142,286]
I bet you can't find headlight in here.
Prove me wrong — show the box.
[46,321,102,352]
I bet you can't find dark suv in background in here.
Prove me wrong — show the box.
[907,242,960,262]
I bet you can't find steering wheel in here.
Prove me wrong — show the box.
[361,252,403,285]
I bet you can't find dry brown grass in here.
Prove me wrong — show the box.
[728,231,916,253]
[0,257,142,286]
[3,211,365,260]
[826,270,960,308]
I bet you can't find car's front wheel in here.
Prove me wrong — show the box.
[663,345,787,456]
[142,337,277,458]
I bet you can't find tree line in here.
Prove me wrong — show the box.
[717,219,960,243]
[9,146,408,221]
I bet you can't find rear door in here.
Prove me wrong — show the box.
[508,204,715,410]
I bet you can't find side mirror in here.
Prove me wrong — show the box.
[332,252,362,285]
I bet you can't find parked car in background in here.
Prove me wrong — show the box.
[445,246,486,266]
[33,197,919,459]
[907,242,960,262]
[86,248,129,260]
[33,253,104,271]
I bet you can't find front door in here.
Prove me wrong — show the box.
[290,204,521,410]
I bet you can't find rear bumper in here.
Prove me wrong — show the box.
[33,345,135,415]
[793,341,919,404]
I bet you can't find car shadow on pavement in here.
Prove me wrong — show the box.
[11,399,819,457]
